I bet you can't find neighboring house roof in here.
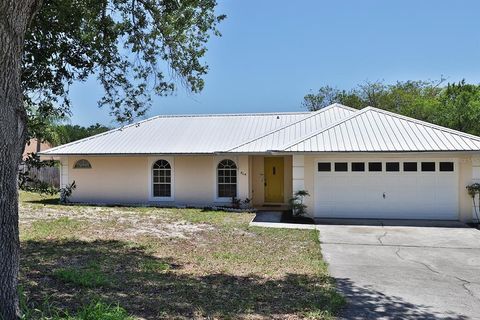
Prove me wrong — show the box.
[23,138,52,159]
[285,107,480,152]
[40,104,480,156]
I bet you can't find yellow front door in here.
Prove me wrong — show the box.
[264,157,284,203]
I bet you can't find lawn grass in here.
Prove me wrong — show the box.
[53,261,109,288]
[23,217,84,241]
[20,299,133,320]
[67,302,133,320]
[19,191,343,319]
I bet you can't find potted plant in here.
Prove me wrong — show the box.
[284,190,314,224]
[466,183,480,228]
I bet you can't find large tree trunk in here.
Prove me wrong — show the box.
[0,1,41,318]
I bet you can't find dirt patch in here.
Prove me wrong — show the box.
[20,205,213,240]
[124,221,212,238]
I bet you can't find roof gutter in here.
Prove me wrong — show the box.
[38,150,480,157]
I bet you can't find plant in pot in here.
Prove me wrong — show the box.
[285,190,314,224]
[466,183,480,228]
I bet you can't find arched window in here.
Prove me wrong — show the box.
[73,159,92,169]
[152,160,171,197]
[217,159,237,198]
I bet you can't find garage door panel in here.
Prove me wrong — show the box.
[314,159,459,220]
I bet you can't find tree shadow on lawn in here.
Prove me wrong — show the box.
[334,278,468,320]
[21,240,467,319]
[23,197,61,205]
[21,239,342,319]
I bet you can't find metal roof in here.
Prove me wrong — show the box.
[41,105,480,155]
[228,104,356,152]
[284,107,480,152]
[41,111,313,155]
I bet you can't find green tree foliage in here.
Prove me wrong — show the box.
[437,80,480,134]
[24,0,226,140]
[303,79,480,136]
[302,86,339,111]
[47,123,111,146]
[0,0,225,317]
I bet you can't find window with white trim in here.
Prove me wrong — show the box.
[217,159,237,198]
[386,162,400,172]
[73,159,92,169]
[439,162,454,172]
[351,162,365,172]
[421,162,435,172]
[152,160,171,197]
[318,162,331,172]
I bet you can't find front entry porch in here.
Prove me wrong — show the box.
[249,155,292,208]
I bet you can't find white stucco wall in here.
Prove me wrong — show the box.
[66,156,149,204]
[59,157,69,188]
[292,155,305,193]
[63,155,249,206]
[471,156,480,222]
[60,152,478,222]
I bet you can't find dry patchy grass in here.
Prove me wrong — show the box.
[19,192,343,319]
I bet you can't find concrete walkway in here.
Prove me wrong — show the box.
[252,211,283,223]
[317,225,480,319]
[250,211,316,229]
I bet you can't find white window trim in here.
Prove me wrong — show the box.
[73,159,92,169]
[213,156,238,203]
[148,156,174,201]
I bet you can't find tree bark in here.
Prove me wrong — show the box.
[0,0,42,318]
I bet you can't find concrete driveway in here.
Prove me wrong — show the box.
[317,225,480,320]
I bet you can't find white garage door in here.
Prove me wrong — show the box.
[314,159,459,220]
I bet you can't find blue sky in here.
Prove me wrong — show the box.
[69,0,480,126]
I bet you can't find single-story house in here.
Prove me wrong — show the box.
[40,104,480,222]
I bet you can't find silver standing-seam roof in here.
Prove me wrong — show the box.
[40,104,480,155]
[284,107,480,152]
[227,104,356,152]
[40,111,313,155]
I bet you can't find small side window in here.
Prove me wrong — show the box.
[386,162,400,172]
[439,162,454,172]
[351,162,365,172]
[403,162,417,172]
[73,159,92,169]
[334,162,348,172]
[369,162,382,172]
[421,162,435,172]
[318,162,331,172]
